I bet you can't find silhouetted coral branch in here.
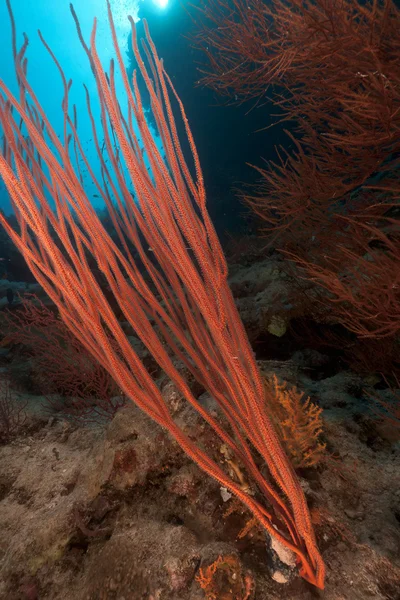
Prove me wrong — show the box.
[0,378,27,443]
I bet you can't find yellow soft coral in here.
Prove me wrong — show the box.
[265,375,326,468]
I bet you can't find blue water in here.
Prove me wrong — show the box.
[0,0,170,215]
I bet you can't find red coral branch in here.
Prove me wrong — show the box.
[194,0,400,241]
[287,214,400,339]
[3,296,123,421]
[195,0,400,348]
[0,0,324,588]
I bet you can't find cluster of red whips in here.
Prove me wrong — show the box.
[0,0,324,588]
